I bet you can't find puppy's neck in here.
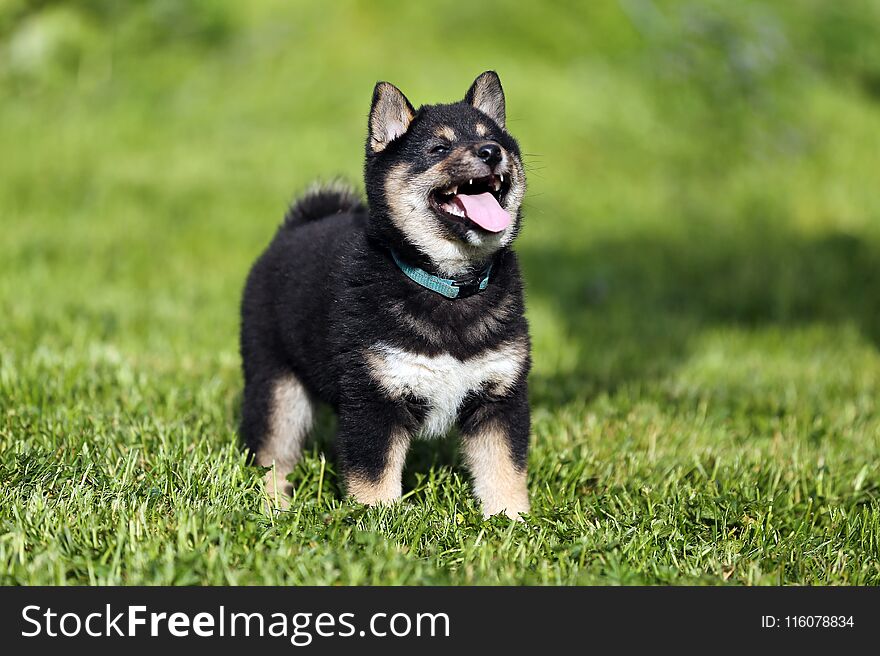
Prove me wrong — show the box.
[366,223,499,279]
[395,242,498,280]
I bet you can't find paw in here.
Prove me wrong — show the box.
[346,470,404,507]
[474,467,530,521]
[347,477,403,507]
[482,498,530,522]
[353,495,402,508]
[262,467,293,512]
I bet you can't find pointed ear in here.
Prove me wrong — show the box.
[368,82,415,153]
[465,71,505,128]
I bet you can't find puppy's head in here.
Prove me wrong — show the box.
[364,71,526,276]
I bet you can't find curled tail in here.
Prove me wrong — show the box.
[282,181,366,229]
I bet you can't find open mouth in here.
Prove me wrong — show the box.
[429,174,512,233]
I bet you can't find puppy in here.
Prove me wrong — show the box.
[240,71,530,519]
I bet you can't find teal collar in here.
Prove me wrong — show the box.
[391,250,493,299]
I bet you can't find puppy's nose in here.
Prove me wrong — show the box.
[476,142,502,166]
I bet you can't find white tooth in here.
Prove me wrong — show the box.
[450,185,458,194]
[500,173,504,183]
[493,178,500,191]
[469,179,473,186]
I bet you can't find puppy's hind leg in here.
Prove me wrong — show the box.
[242,372,315,510]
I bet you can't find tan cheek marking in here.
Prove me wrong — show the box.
[383,161,450,234]
[384,162,411,197]
[461,423,529,520]
[346,432,410,505]
[384,162,428,234]
[502,154,526,214]
[384,162,431,217]
[476,123,488,137]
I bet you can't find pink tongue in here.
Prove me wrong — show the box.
[455,192,511,233]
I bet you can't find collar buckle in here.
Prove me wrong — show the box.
[452,277,486,298]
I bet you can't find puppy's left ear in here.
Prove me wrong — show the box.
[465,71,505,129]
[368,81,415,154]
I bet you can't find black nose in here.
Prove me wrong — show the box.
[476,142,502,166]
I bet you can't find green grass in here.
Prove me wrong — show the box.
[2,0,880,585]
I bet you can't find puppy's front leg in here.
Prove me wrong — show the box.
[337,400,412,506]
[459,383,531,520]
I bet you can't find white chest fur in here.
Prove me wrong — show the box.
[366,340,527,437]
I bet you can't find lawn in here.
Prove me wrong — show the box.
[2,0,880,585]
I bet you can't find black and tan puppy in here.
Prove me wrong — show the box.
[240,71,530,519]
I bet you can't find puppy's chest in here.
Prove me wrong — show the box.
[366,341,525,437]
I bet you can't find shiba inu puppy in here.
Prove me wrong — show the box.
[240,71,530,519]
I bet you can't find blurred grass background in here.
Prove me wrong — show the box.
[1,0,880,584]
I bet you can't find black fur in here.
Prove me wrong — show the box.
[282,183,365,229]
[240,71,531,514]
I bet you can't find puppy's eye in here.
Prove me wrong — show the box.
[430,144,449,155]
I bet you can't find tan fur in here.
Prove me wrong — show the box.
[461,423,529,520]
[388,294,517,346]
[464,291,517,342]
[384,157,523,275]
[256,375,314,509]
[434,125,456,141]
[498,153,526,249]
[485,337,528,396]
[388,300,443,344]
[346,432,410,505]
[384,162,478,275]
[475,122,488,137]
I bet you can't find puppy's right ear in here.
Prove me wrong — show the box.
[368,82,415,154]
[465,71,505,129]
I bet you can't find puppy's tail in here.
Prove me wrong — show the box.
[282,181,366,229]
